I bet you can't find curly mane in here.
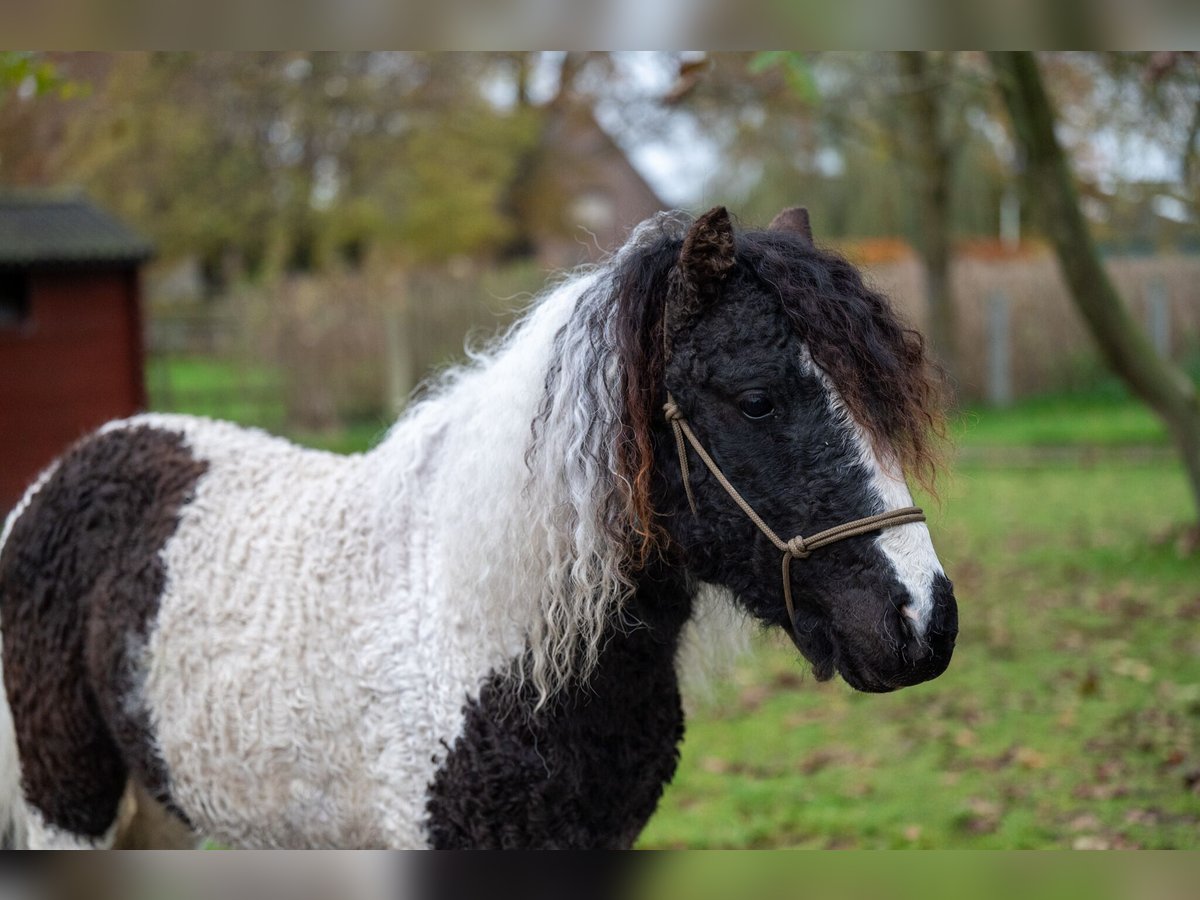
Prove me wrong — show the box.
[526,213,945,696]
[599,216,947,565]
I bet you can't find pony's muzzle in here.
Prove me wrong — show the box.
[886,573,958,690]
[820,574,957,693]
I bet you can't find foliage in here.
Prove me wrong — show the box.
[663,53,1005,243]
[377,103,540,264]
[41,53,540,281]
[747,52,819,103]
[0,52,76,99]
[6,52,1196,280]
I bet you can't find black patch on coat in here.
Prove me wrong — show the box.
[424,574,692,849]
[0,425,207,838]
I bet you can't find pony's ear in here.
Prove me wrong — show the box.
[665,206,736,356]
[768,206,814,245]
[679,206,736,288]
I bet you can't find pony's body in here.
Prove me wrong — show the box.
[0,210,958,849]
[0,273,694,848]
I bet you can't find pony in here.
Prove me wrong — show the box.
[0,207,957,849]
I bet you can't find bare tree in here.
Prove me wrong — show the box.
[897,52,959,388]
[989,51,1200,523]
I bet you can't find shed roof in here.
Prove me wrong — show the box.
[0,191,153,267]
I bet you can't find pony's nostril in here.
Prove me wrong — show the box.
[897,603,925,645]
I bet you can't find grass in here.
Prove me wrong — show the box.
[146,357,391,454]
[146,357,287,430]
[954,393,1168,448]
[954,360,1200,450]
[638,460,1200,849]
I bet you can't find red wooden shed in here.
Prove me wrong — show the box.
[0,191,153,516]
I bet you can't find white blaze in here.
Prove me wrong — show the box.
[808,351,945,637]
[855,436,944,637]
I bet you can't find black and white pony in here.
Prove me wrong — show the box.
[0,207,957,849]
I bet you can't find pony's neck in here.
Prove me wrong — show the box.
[424,565,694,848]
[371,270,649,699]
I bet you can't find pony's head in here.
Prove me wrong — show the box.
[601,206,957,693]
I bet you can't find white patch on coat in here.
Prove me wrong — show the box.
[26,809,117,849]
[0,661,23,850]
[98,252,656,847]
[807,352,945,637]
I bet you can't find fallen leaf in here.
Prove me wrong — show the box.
[1015,746,1048,769]
[1069,813,1100,832]
[953,729,978,748]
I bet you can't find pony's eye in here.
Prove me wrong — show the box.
[738,392,775,420]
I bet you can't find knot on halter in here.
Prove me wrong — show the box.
[662,397,683,422]
[786,537,810,559]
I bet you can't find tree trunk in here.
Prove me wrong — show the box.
[898,52,959,390]
[989,51,1200,521]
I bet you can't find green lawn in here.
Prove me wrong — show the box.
[954,392,1168,448]
[146,357,391,453]
[954,364,1200,449]
[639,459,1200,849]
[146,357,287,430]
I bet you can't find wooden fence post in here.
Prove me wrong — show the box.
[383,276,414,416]
[986,289,1013,407]
[1145,276,1170,359]
[1000,185,1021,251]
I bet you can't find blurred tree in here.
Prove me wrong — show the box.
[990,51,1200,523]
[50,53,539,292]
[60,54,272,292]
[0,53,99,186]
[1033,52,1200,252]
[0,52,69,98]
[897,52,959,388]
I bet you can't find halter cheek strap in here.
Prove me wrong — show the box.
[662,394,926,629]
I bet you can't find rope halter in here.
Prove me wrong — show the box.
[663,394,926,629]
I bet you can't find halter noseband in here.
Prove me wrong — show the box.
[662,394,926,629]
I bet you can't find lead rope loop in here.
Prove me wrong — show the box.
[663,394,926,630]
[662,397,697,516]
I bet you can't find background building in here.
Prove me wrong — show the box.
[0,191,152,513]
